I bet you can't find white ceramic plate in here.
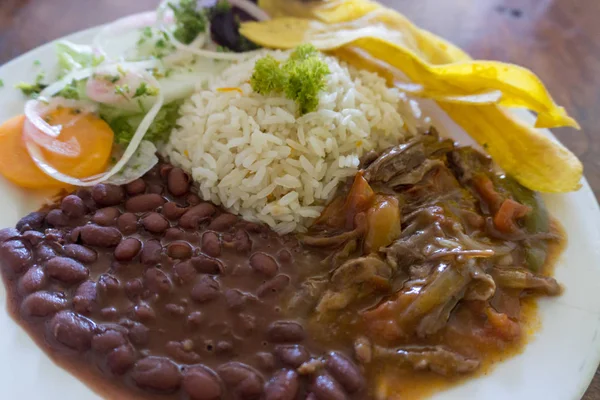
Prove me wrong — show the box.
[1,25,600,400]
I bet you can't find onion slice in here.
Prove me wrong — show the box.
[26,70,165,186]
[228,0,270,22]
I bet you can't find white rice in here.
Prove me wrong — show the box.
[162,50,430,234]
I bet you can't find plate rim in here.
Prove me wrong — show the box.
[1,19,600,400]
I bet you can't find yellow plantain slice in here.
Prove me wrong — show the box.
[241,17,579,129]
[245,0,583,192]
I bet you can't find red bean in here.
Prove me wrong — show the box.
[126,178,146,195]
[257,275,290,298]
[107,344,137,375]
[264,369,299,400]
[148,183,164,194]
[165,227,186,241]
[73,280,97,315]
[233,229,252,252]
[165,303,186,316]
[18,265,48,294]
[46,209,69,227]
[16,212,45,232]
[224,289,250,310]
[167,167,191,196]
[266,321,305,343]
[180,203,216,229]
[218,362,264,400]
[190,255,223,274]
[125,194,165,213]
[100,307,119,320]
[236,313,257,336]
[124,278,144,300]
[0,239,31,274]
[159,163,173,178]
[92,184,125,207]
[277,249,292,264]
[36,242,58,261]
[140,239,162,265]
[92,207,120,226]
[324,352,365,393]
[45,228,65,243]
[132,357,182,393]
[255,352,276,371]
[21,230,43,246]
[142,212,169,233]
[47,310,95,351]
[173,260,197,284]
[62,244,97,264]
[191,275,220,303]
[208,213,239,232]
[186,193,201,206]
[249,252,279,277]
[182,365,222,400]
[309,375,347,400]
[202,231,221,257]
[46,256,89,285]
[114,238,142,261]
[21,291,67,317]
[162,202,188,220]
[61,195,86,218]
[80,225,122,247]
[274,345,310,368]
[119,319,150,346]
[92,327,127,353]
[145,267,172,295]
[0,227,20,242]
[117,213,138,235]
[166,340,201,364]
[133,302,156,322]
[167,241,193,260]
[187,311,204,328]
[98,274,121,294]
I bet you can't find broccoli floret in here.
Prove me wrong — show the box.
[250,44,330,114]
[250,55,286,95]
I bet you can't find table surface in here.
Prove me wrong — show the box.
[0,0,599,398]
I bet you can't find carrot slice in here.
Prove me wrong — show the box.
[493,198,532,234]
[0,110,114,189]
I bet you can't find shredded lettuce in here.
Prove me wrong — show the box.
[101,100,182,146]
[56,41,104,77]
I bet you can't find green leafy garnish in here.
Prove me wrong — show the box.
[251,55,286,94]
[102,100,183,146]
[16,72,48,98]
[250,44,330,114]
[169,0,207,44]
[0,79,4,88]
[55,79,82,100]
[133,82,159,98]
